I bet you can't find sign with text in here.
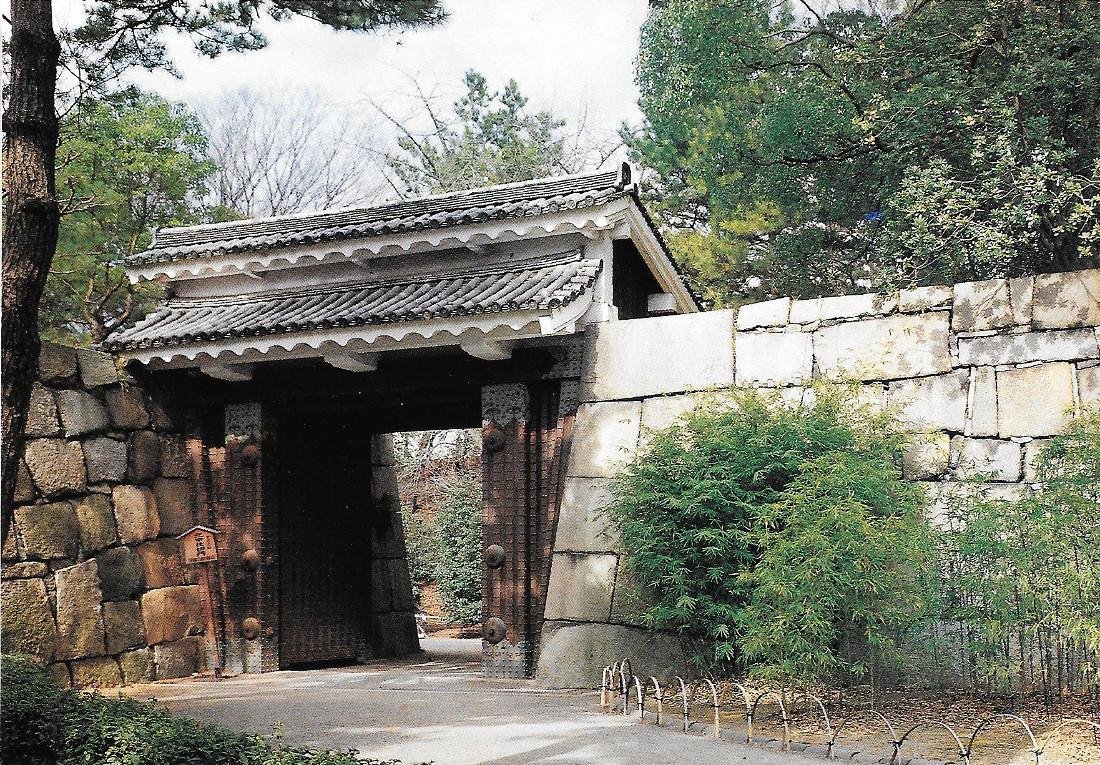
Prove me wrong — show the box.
[177,525,219,564]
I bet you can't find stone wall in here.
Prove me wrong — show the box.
[2,343,205,688]
[537,269,1100,687]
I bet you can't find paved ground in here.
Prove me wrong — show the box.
[126,638,814,765]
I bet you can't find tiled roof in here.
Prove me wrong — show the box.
[130,169,628,265]
[105,252,601,351]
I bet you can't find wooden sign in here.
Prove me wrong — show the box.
[176,525,219,564]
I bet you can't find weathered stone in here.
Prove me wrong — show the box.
[94,546,145,601]
[555,478,618,553]
[56,389,110,437]
[609,559,655,627]
[735,331,813,386]
[152,479,194,536]
[141,585,204,645]
[902,433,951,480]
[154,636,204,679]
[71,656,122,688]
[103,600,146,654]
[1079,363,1100,405]
[119,647,155,684]
[368,611,419,659]
[48,662,72,689]
[15,502,81,560]
[1,561,49,579]
[814,312,952,381]
[1033,271,1100,329]
[83,437,128,484]
[55,560,106,660]
[886,369,969,432]
[145,394,180,431]
[25,383,61,438]
[112,485,159,544]
[128,430,161,484]
[371,433,397,466]
[997,362,1076,437]
[1009,277,1034,326]
[370,509,406,559]
[536,621,685,689]
[105,386,149,430]
[898,284,953,313]
[2,528,17,561]
[1024,439,1051,481]
[24,438,87,497]
[0,578,59,661]
[75,493,118,552]
[159,435,193,479]
[953,278,1012,331]
[568,401,641,478]
[14,459,36,503]
[958,329,1098,366]
[137,538,187,589]
[38,342,78,384]
[736,297,790,329]
[544,553,617,622]
[370,558,393,612]
[581,310,734,401]
[790,292,886,323]
[639,394,697,433]
[76,347,118,387]
[389,559,415,613]
[952,437,1022,481]
[968,367,998,437]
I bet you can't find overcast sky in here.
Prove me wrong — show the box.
[51,0,648,161]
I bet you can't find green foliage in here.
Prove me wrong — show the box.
[0,655,402,764]
[938,408,1100,696]
[630,0,1100,303]
[608,387,932,682]
[385,70,576,195]
[42,88,214,344]
[431,474,484,624]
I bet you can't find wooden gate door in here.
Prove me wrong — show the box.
[277,413,371,666]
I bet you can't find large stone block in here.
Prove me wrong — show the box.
[24,438,87,497]
[953,278,1012,331]
[967,367,998,437]
[1079,363,1100,405]
[25,383,61,438]
[83,437,128,484]
[902,432,951,480]
[536,621,686,689]
[997,362,1076,437]
[15,502,81,560]
[814,312,951,381]
[951,437,1022,481]
[369,611,420,659]
[1024,439,1051,481]
[152,479,194,536]
[128,430,162,484]
[790,292,888,323]
[76,347,118,387]
[138,538,188,589]
[38,342,78,384]
[370,558,393,612]
[885,369,969,432]
[544,552,617,622]
[119,647,155,684]
[95,546,145,601]
[958,329,1098,367]
[55,560,106,660]
[104,600,146,654]
[1009,277,1034,326]
[105,386,149,430]
[141,585,204,645]
[154,636,204,679]
[75,493,118,553]
[159,435,193,479]
[736,297,790,330]
[71,656,122,688]
[1032,270,1100,329]
[0,578,59,661]
[112,485,159,544]
[639,394,697,437]
[735,331,813,386]
[56,390,110,438]
[580,310,734,401]
[898,285,952,313]
[371,433,397,467]
[555,477,619,553]
[609,560,655,627]
[2,561,49,579]
[14,460,36,503]
[568,401,641,478]
[389,559,415,613]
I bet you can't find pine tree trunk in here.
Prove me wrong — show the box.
[2,0,60,543]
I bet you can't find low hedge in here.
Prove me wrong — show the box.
[0,654,404,765]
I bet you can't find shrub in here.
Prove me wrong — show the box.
[0,655,402,765]
[607,386,933,682]
[432,474,483,624]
